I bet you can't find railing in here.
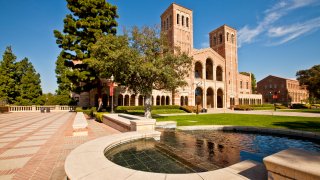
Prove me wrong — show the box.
[9,105,76,112]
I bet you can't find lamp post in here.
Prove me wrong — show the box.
[110,75,114,113]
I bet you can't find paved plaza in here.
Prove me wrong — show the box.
[0,112,119,180]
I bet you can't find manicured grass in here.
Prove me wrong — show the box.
[156,113,320,132]
[279,109,320,114]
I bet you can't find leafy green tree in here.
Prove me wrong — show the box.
[296,64,320,101]
[0,47,18,104]
[54,0,118,97]
[239,72,257,93]
[15,58,42,105]
[55,54,72,95]
[89,27,192,118]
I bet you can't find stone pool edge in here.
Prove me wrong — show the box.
[64,130,263,180]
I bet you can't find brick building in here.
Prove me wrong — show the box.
[75,3,262,109]
[257,75,309,105]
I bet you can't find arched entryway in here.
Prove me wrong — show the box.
[130,95,135,106]
[161,96,165,105]
[216,66,223,81]
[180,96,184,106]
[217,89,223,108]
[194,61,203,79]
[124,95,129,106]
[102,94,108,108]
[206,58,213,80]
[184,96,188,106]
[118,94,123,106]
[156,96,160,105]
[166,96,170,105]
[195,87,203,107]
[206,88,214,108]
[138,95,144,106]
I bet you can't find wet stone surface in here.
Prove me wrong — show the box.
[105,129,320,173]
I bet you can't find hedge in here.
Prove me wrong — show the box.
[115,105,181,113]
[291,104,309,109]
[234,105,253,111]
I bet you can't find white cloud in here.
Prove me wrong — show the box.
[238,0,317,47]
[268,17,320,45]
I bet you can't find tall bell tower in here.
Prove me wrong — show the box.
[209,25,239,107]
[161,3,193,55]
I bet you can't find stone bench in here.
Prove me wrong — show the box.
[72,112,88,136]
[102,113,156,132]
[263,148,320,180]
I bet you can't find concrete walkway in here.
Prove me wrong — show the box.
[0,112,119,180]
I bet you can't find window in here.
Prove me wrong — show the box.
[274,84,277,88]
[169,15,172,27]
[182,15,184,26]
[231,34,234,43]
[177,14,179,24]
[246,82,249,89]
[186,17,189,27]
[214,36,217,45]
[227,32,229,41]
[219,34,223,43]
[240,81,243,89]
[166,18,168,30]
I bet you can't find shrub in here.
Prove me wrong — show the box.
[115,105,181,113]
[76,107,96,117]
[234,105,253,111]
[291,104,308,109]
[94,112,106,123]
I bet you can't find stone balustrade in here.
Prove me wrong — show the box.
[9,105,76,112]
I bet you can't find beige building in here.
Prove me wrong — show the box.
[257,75,309,105]
[76,3,262,109]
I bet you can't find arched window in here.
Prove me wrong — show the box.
[214,36,217,45]
[219,33,223,43]
[194,62,203,79]
[240,81,243,89]
[216,66,223,81]
[182,15,184,26]
[206,58,213,80]
[169,15,172,27]
[246,82,249,89]
[180,96,184,106]
[184,96,188,106]
[231,34,234,44]
[186,17,189,27]
[177,14,180,24]
[227,32,229,41]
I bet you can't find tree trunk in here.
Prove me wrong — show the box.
[144,93,152,119]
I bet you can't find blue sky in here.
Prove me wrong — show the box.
[1,0,319,93]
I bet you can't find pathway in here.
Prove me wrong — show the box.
[0,112,119,180]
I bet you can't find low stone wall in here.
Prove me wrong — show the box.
[263,148,320,180]
[9,105,76,112]
[102,113,156,132]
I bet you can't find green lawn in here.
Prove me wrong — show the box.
[156,113,320,132]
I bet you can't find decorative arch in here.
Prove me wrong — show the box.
[206,58,213,80]
[184,96,188,106]
[161,96,165,105]
[124,95,130,106]
[180,96,184,106]
[156,96,160,106]
[206,87,214,108]
[217,89,223,108]
[216,66,223,81]
[194,61,203,79]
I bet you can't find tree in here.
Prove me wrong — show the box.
[55,54,72,95]
[15,58,42,105]
[54,0,118,98]
[89,26,193,118]
[240,72,257,93]
[0,47,18,104]
[296,65,320,101]
[0,47,42,105]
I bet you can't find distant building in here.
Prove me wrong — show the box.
[76,3,262,109]
[257,75,309,105]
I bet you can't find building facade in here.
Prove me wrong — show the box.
[257,75,309,105]
[76,3,262,109]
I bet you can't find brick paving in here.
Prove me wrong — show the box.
[0,112,120,180]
